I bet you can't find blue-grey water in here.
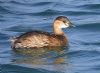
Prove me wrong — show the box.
[0,0,100,73]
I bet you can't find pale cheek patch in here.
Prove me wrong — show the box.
[61,23,69,28]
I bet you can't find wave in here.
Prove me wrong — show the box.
[1,1,100,16]
[8,10,100,16]
[68,50,100,58]
[0,32,9,40]
[10,1,53,6]
[77,4,100,9]
[76,23,100,31]
[0,6,11,14]
[1,64,58,73]
[78,41,100,46]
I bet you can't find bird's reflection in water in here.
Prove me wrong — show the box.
[12,46,69,72]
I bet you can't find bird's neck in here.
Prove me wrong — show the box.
[53,20,64,35]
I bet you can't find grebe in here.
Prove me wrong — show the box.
[11,16,73,49]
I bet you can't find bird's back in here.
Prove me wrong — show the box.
[11,31,67,49]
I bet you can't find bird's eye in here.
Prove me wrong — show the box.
[63,21,66,23]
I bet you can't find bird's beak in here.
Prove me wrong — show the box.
[69,22,75,28]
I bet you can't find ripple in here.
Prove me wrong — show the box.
[32,2,53,6]
[10,1,53,6]
[0,6,11,14]
[76,23,100,31]
[64,11,100,15]
[5,25,33,32]
[1,64,58,73]
[33,10,100,16]
[15,10,100,16]
[91,65,100,70]
[68,50,100,59]
[80,42,100,46]
[0,3,50,15]
[0,32,9,40]
[31,9,61,16]
[1,1,100,16]
[0,1,4,3]
[78,4,100,10]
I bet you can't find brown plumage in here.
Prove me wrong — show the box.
[11,16,73,49]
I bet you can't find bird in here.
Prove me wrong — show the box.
[11,16,73,49]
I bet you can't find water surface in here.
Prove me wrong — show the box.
[1,0,100,73]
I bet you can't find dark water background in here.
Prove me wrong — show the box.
[0,0,100,73]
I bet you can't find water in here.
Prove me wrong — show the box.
[0,0,100,73]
